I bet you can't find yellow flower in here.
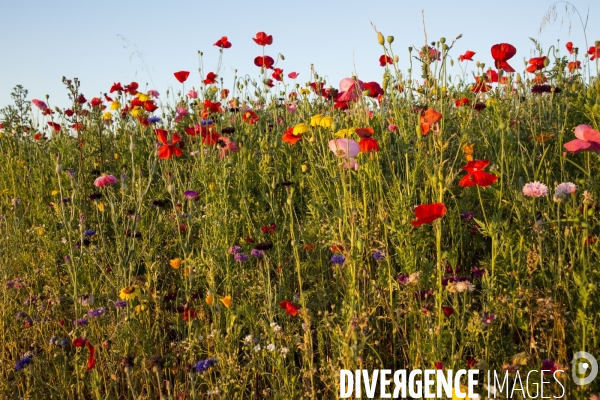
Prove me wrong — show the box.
[51,189,59,196]
[170,258,181,269]
[299,88,310,95]
[97,203,105,212]
[37,227,45,236]
[310,114,323,127]
[334,128,355,138]
[135,304,147,313]
[319,116,334,128]
[301,164,308,173]
[220,295,232,309]
[136,93,149,102]
[209,182,215,191]
[486,98,497,107]
[102,112,112,120]
[461,144,474,162]
[119,286,140,300]
[114,153,119,160]
[206,293,213,305]
[293,123,310,136]
[452,386,475,400]
[110,101,121,110]
[130,106,143,117]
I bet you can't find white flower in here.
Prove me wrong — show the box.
[253,344,261,352]
[270,322,281,332]
[554,182,577,202]
[408,272,420,284]
[198,335,204,341]
[244,334,254,344]
[280,347,289,358]
[266,343,276,352]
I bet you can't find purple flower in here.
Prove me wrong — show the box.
[482,312,495,326]
[472,267,486,279]
[61,197,71,203]
[234,253,249,262]
[460,211,475,221]
[148,116,161,124]
[114,300,127,308]
[74,318,89,326]
[201,120,213,126]
[194,357,217,373]
[250,249,264,258]
[331,255,346,265]
[87,307,106,318]
[184,191,199,200]
[541,359,558,374]
[84,229,96,237]
[373,250,386,261]
[15,356,32,371]
[228,246,242,255]
[397,273,409,285]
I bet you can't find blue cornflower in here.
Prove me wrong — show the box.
[194,357,217,373]
[147,116,161,124]
[15,356,32,371]
[74,317,89,326]
[250,249,264,258]
[373,250,386,261]
[114,300,127,308]
[331,255,346,265]
[200,120,213,126]
[84,229,96,237]
[87,307,106,318]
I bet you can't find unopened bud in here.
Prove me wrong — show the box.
[377,32,385,46]
[387,36,394,44]
[280,54,285,60]
[544,57,550,67]
[394,55,399,63]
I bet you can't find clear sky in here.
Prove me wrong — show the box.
[1,0,598,109]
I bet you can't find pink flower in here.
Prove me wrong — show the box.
[287,102,297,113]
[32,99,48,110]
[147,90,160,98]
[388,124,398,132]
[336,78,365,103]
[288,72,299,79]
[187,90,198,99]
[94,175,118,187]
[564,124,600,154]
[522,181,549,198]
[328,138,360,159]
[217,136,239,159]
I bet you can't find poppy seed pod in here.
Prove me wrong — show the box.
[408,46,413,52]
[387,36,394,44]
[440,37,446,44]
[377,32,385,46]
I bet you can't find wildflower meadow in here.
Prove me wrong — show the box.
[1,25,600,399]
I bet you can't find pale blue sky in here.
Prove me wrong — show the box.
[1,0,598,109]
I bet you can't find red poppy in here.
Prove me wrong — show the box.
[34,133,46,141]
[442,306,454,317]
[90,97,102,107]
[182,308,197,322]
[568,61,581,73]
[203,72,218,85]
[459,160,497,187]
[466,358,477,368]
[204,99,222,114]
[110,82,124,93]
[265,79,274,88]
[499,76,509,85]
[455,97,470,107]
[359,137,379,153]
[331,245,344,252]
[364,82,383,98]
[379,55,393,66]
[73,338,86,347]
[280,300,299,316]
[72,122,84,131]
[65,109,74,117]
[156,130,184,159]
[252,31,273,46]
[334,101,349,110]
[282,127,302,145]
[48,122,61,132]
[124,82,139,95]
[566,42,574,54]
[220,89,229,99]
[202,129,219,146]
[471,77,491,93]
[86,341,96,370]
[486,70,498,83]
[254,56,275,69]
[288,72,299,79]
[533,74,547,83]
[420,108,442,135]
[144,100,158,112]
[242,110,259,124]
[491,43,517,72]
[214,36,232,48]
[459,50,475,61]
[355,127,374,138]
[272,68,284,82]
[526,56,546,73]
[261,223,276,234]
[174,71,190,83]
[411,203,447,226]
[588,44,600,61]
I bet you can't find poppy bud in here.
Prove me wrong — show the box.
[387,36,394,44]
[476,61,481,67]
[498,122,506,130]
[377,32,385,46]
[442,44,449,51]
[516,73,522,84]
[280,54,285,60]
[440,37,446,44]
[394,55,399,63]
[480,63,485,69]
[54,106,61,113]
[198,51,203,56]
[544,57,550,67]
[450,59,454,67]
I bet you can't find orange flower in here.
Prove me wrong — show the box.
[420,108,442,135]
[220,295,232,309]
[282,127,302,145]
[242,110,259,124]
[359,137,379,152]
[169,258,181,269]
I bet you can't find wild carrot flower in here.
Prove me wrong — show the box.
[522,182,549,197]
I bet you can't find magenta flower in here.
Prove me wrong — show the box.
[32,99,48,110]
[187,89,198,99]
[93,175,118,187]
[217,136,239,159]
[564,124,600,154]
[147,90,160,98]
[336,78,365,103]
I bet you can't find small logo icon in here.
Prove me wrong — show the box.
[571,351,598,385]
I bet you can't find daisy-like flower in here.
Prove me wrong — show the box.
[522,181,549,198]
[119,286,140,301]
